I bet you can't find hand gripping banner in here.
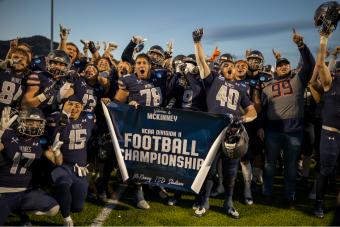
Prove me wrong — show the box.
[102,101,230,193]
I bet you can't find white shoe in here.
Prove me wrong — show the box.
[226,207,240,219]
[137,200,150,209]
[167,198,178,206]
[194,207,207,217]
[63,218,74,227]
[245,197,254,205]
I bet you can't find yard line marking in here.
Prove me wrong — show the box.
[91,186,126,227]
[91,201,118,227]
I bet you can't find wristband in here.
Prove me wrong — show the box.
[37,93,47,102]
[320,36,328,45]
[297,41,304,48]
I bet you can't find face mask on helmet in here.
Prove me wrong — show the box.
[222,122,249,159]
[17,108,46,137]
[314,1,340,36]
[147,45,165,66]
[46,50,71,76]
[246,50,264,71]
[172,54,185,71]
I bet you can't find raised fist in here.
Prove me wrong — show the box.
[192,28,204,43]
[132,36,146,45]
[88,41,97,54]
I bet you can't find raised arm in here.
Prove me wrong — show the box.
[316,35,333,92]
[193,28,211,79]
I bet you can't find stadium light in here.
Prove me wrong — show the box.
[50,0,54,51]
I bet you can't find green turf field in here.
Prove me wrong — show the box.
[5,174,337,226]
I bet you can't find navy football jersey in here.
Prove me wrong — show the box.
[0,129,45,190]
[72,77,106,113]
[0,69,25,115]
[167,72,206,111]
[322,73,340,129]
[244,71,272,98]
[203,72,252,116]
[118,70,167,107]
[27,71,61,113]
[50,112,95,166]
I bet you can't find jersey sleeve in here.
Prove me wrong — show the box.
[26,72,41,87]
[240,87,253,110]
[118,74,132,91]
[202,71,217,89]
[1,129,18,159]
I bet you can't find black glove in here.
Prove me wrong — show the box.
[164,51,172,59]
[88,41,97,54]
[134,43,144,53]
[42,81,57,99]
[192,28,204,43]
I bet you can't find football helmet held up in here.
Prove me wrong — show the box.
[314,1,340,36]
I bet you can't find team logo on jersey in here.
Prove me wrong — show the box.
[33,142,39,146]
[11,137,19,144]
[155,72,163,79]
[48,78,54,83]
[87,114,94,120]
[40,138,47,145]
[81,81,87,87]
[82,118,87,123]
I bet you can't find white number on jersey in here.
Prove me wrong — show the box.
[82,94,97,112]
[216,85,239,110]
[140,87,162,106]
[182,89,193,108]
[69,129,87,150]
[10,152,36,175]
[0,81,22,105]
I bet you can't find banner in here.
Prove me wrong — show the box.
[102,101,230,193]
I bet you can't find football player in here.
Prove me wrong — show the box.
[312,24,340,218]
[114,53,168,107]
[0,47,30,117]
[47,95,95,226]
[234,59,257,205]
[0,107,61,225]
[193,28,257,218]
[166,54,206,206]
[245,49,272,192]
[21,50,74,114]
